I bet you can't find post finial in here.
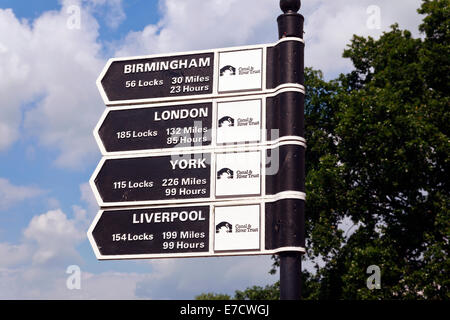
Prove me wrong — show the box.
[280,0,301,14]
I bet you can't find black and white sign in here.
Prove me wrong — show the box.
[87,197,305,260]
[96,38,305,106]
[89,205,210,257]
[94,89,305,155]
[90,142,306,207]
[99,52,213,103]
[89,36,306,261]
[95,102,212,154]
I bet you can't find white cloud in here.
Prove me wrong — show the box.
[80,181,98,216]
[0,243,31,268]
[23,209,85,265]
[0,9,36,151]
[135,256,276,299]
[0,178,44,210]
[302,0,423,78]
[114,0,423,80]
[60,0,126,29]
[114,0,279,57]
[0,4,105,168]
[0,205,87,297]
[22,5,105,168]
[88,0,126,29]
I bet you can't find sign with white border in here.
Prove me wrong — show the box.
[94,88,306,156]
[96,38,304,106]
[90,141,306,207]
[87,197,305,260]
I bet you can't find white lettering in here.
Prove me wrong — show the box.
[123,57,211,74]
[170,158,207,170]
[154,107,208,121]
[132,210,206,224]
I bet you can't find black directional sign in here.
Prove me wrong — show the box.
[92,153,211,205]
[87,198,305,260]
[99,52,214,103]
[96,39,305,106]
[94,90,305,155]
[96,102,212,153]
[90,142,305,207]
[90,205,210,257]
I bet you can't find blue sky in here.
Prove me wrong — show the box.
[0,0,423,299]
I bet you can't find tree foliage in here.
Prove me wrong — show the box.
[195,283,279,300]
[197,0,449,300]
[309,0,450,299]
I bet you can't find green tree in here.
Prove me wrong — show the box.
[195,283,280,300]
[233,283,280,300]
[306,0,448,299]
[323,1,447,300]
[195,292,231,300]
[197,0,449,299]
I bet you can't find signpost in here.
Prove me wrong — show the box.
[88,198,305,260]
[276,0,305,300]
[95,101,213,154]
[90,142,305,207]
[88,0,305,301]
[96,41,304,106]
[94,89,305,155]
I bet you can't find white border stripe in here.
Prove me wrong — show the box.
[272,246,306,254]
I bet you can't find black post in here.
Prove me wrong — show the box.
[280,252,302,300]
[277,0,304,300]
